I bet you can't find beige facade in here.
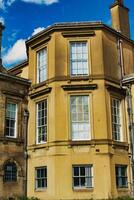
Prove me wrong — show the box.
[3,0,134,199]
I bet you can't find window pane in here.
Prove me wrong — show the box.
[80,177,86,186]
[73,167,79,176]
[80,167,85,176]
[70,42,88,76]
[74,177,79,187]
[86,177,92,187]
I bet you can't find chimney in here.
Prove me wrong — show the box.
[0,22,7,73]
[0,22,5,66]
[110,0,130,38]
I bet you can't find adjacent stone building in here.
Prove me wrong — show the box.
[1,0,134,199]
[0,24,30,199]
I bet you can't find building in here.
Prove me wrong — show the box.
[0,24,30,199]
[3,0,134,199]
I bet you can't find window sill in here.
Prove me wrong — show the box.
[0,136,24,144]
[73,187,93,192]
[70,140,92,146]
[28,143,49,151]
[112,141,129,150]
[36,142,47,145]
[4,181,17,185]
[35,188,47,192]
[117,187,128,190]
[31,80,47,89]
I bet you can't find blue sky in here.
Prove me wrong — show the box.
[0,0,134,68]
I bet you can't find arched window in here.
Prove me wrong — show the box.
[4,162,17,182]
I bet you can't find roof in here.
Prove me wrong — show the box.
[0,71,31,86]
[8,60,28,76]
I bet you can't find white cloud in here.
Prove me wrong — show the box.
[3,26,45,66]
[0,0,5,9]
[3,39,27,65]
[7,0,16,6]
[21,0,58,5]
[0,16,5,25]
[0,0,58,9]
[32,27,44,36]
[1,46,6,54]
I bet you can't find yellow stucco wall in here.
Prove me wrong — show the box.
[14,26,134,199]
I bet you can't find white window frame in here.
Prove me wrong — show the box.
[70,41,89,76]
[70,95,90,141]
[35,167,47,189]
[111,98,122,141]
[37,48,47,83]
[115,165,128,188]
[36,100,47,144]
[5,103,17,138]
[72,165,93,189]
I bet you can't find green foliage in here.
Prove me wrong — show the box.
[2,197,40,200]
[115,198,134,200]
[17,197,40,200]
[108,197,134,200]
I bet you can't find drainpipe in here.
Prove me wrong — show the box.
[117,38,124,86]
[23,109,29,197]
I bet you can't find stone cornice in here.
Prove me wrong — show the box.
[62,30,95,38]
[27,139,129,151]
[0,72,31,86]
[31,36,51,49]
[30,75,121,91]
[29,87,52,99]
[2,90,27,98]
[0,136,24,144]
[61,84,98,91]
[106,84,126,96]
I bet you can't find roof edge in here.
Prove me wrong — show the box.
[8,60,28,73]
[25,22,134,46]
